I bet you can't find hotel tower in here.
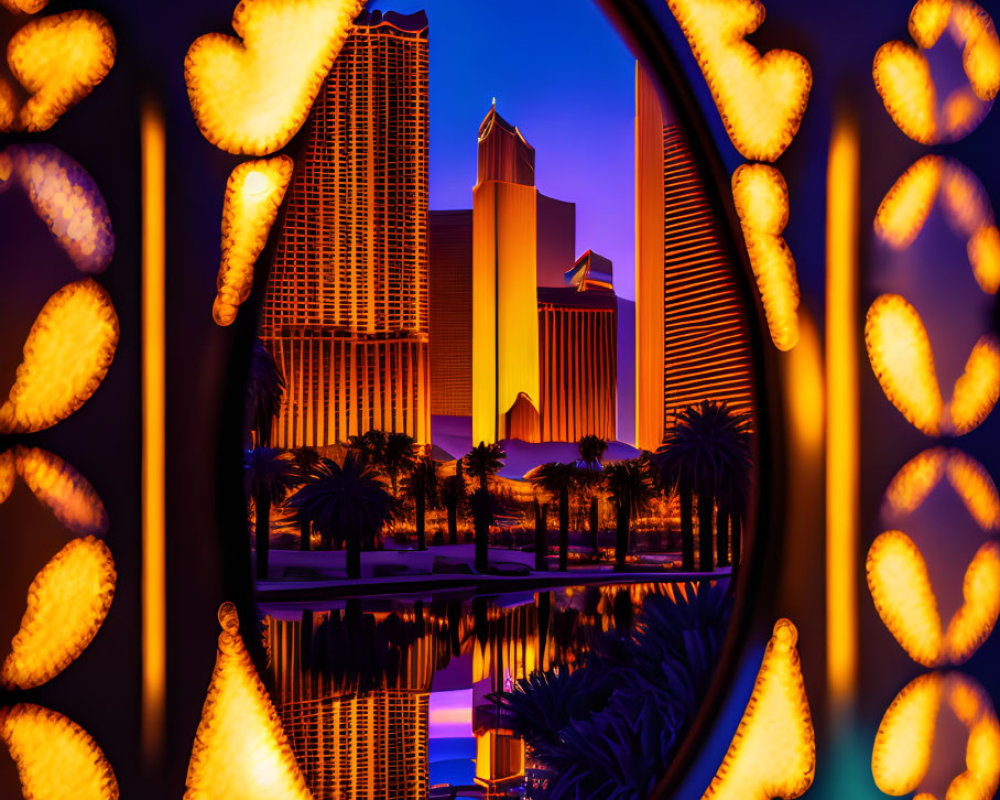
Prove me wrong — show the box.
[262,10,431,448]
[635,64,753,450]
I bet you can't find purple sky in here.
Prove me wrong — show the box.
[367,0,640,300]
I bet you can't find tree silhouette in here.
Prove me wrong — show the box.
[244,447,299,580]
[464,442,506,572]
[382,432,417,496]
[440,459,466,545]
[603,458,656,570]
[402,456,439,550]
[464,441,506,489]
[528,462,578,571]
[245,339,284,448]
[287,454,396,579]
[577,436,608,558]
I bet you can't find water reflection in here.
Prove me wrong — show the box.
[262,580,730,799]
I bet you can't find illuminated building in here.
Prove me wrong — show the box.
[429,210,473,417]
[537,255,618,442]
[635,64,754,450]
[262,10,430,448]
[536,193,576,287]
[472,103,541,444]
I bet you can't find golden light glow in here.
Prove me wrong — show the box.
[0,78,17,130]
[14,445,108,536]
[1,536,116,690]
[826,109,859,717]
[874,155,942,250]
[884,447,948,518]
[732,163,799,350]
[954,1,1000,101]
[864,294,943,436]
[0,0,49,13]
[873,672,1000,799]
[873,41,938,144]
[949,334,1000,434]
[0,448,14,505]
[184,603,312,800]
[184,0,364,155]
[968,224,1000,293]
[6,10,116,132]
[141,98,166,769]
[910,0,953,48]
[944,541,1000,663]
[3,144,115,273]
[867,530,943,667]
[214,156,293,326]
[701,619,815,800]
[872,672,943,795]
[945,451,1000,531]
[0,278,119,435]
[940,159,991,239]
[664,0,812,162]
[0,704,118,800]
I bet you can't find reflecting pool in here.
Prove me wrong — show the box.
[260,579,731,799]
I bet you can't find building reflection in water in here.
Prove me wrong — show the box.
[262,582,687,798]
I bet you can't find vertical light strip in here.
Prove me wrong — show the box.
[141,97,166,767]
[826,108,860,721]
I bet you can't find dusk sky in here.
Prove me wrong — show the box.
[367,0,641,300]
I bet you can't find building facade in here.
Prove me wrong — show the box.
[262,10,431,448]
[472,105,541,444]
[634,64,754,450]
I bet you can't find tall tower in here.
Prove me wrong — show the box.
[634,64,753,450]
[262,10,430,448]
[472,105,541,444]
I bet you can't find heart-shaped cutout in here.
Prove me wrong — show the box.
[865,294,999,436]
[909,0,952,49]
[6,10,115,133]
[13,446,108,536]
[732,163,800,351]
[215,155,294,326]
[875,155,942,250]
[0,703,118,800]
[185,0,364,156]
[1,536,116,690]
[0,278,119,435]
[867,530,1000,666]
[874,41,938,144]
[665,0,812,162]
[872,671,1000,799]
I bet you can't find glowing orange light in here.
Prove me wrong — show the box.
[3,144,115,273]
[873,672,1000,799]
[954,1,1000,101]
[873,41,938,144]
[945,541,1000,663]
[968,225,1000,293]
[0,78,17,131]
[940,159,992,239]
[883,447,948,518]
[664,0,812,162]
[0,0,48,12]
[1,536,116,690]
[184,0,364,155]
[13,445,108,536]
[732,163,800,350]
[950,334,1000,435]
[909,0,953,48]
[865,294,943,436]
[0,278,119,435]
[184,603,312,800]
[6,10,116,132]
[0,448,14,505]
[867,530,943,667]
[945,451,1000,531]
[0,704,118,800]
[214,156,293,326]
[874,155,942,250]
[701,619,815,800]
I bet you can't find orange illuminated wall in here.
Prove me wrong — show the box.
[429,210,473,417]
[262,11,430,447]
[472,105,541,444]
[538,287,617,442]
[635,65,753,448]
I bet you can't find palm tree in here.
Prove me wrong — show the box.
[528,462,578,571]
[577,436,608,558]
[440,459,465,545]
[245,339,284,447]
[651,401,752,572]
[651,450,693,570]
[532,497,548,571]
[382,432,417,496]
[604,458,656,570]
[464,442,506,572]
[403,456,439,550]
[286,454,396,579]
[244,447,299,580]
[347,429,386,469]
[290,447,321,550]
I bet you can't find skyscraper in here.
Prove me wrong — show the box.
[262,10,430,448]
[635,64,753,450]
[472,104,541,444]
[429,210,473,417]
